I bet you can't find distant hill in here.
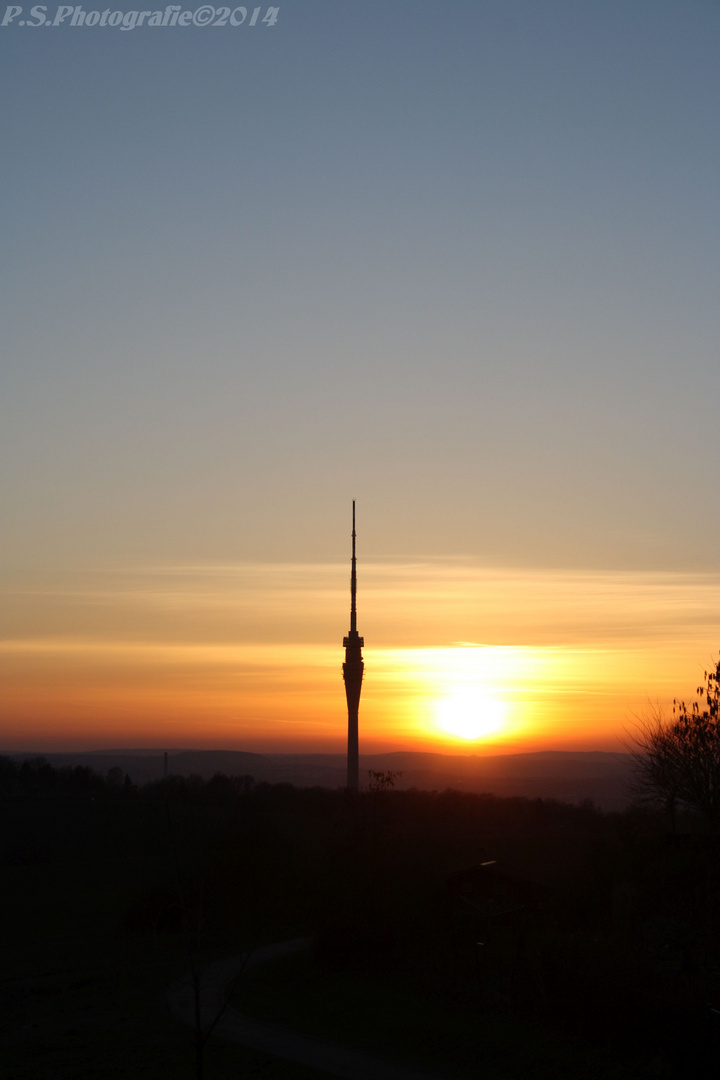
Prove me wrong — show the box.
[8,748,634,809]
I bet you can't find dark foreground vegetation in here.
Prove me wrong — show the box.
[2,756,719,1079]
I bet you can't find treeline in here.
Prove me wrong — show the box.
[0,753,613,844]
[0,753,606,823]
[0,755,134,797]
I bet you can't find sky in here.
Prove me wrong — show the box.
[2,0,720,754]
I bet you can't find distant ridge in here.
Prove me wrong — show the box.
[8,748,634,809]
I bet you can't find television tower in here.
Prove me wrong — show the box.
[343,501,364,791]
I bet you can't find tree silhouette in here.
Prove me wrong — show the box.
[366,769,402,793]
[628,658,720,830]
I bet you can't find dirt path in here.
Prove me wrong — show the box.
[166,939,457,1080]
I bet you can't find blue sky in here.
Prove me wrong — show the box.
[3,0,720,574]
[4,1,720,749]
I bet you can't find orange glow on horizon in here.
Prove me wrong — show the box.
[3,562,720,753]
[0,635,714,755]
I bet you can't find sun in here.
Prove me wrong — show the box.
[435,689,506,741]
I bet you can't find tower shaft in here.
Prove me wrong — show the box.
[343,500,364,791]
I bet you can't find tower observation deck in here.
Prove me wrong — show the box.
[343,501,364,791]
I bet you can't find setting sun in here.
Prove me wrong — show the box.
[435,690,507,741]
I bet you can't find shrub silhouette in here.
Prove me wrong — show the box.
[628,658,720,831]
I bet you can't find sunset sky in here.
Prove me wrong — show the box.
[2,1,720,754]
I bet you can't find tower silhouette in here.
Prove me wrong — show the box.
[343,501,364,791]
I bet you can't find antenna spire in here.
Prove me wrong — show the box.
[343,500,364,791]
[350,499,357,633]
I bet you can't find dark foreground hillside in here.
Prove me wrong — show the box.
[1,758,719,1079]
